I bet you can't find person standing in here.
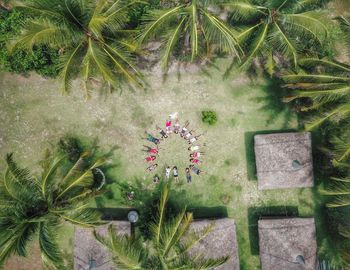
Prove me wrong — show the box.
[173,166,179,182]
[165,166,171,180]
[186,168,192,183]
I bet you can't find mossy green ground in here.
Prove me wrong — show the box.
[0,60,318,269]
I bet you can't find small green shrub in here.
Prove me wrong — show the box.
[201,110,218,125]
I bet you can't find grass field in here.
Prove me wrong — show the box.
[0,60,319,269]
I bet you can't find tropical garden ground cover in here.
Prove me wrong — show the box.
[0,60,318,269]
[0,0,350,269]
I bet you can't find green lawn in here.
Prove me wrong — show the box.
[0,60,318,269]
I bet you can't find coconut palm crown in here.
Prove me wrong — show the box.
[139,0,242,71]
[95,182,229,269]
[11,0,144,97]
[225,0,329,73]
[282,57,350,162]
[0,152,105,269]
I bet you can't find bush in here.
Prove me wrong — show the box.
[201,110,218,125]
[0,8,59,77]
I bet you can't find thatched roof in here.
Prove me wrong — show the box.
[258,218,317,270]
[74,221,131,270]
[188,218,240,270]
[254,132,314,190]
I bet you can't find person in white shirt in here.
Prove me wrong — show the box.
[165,166,171,180]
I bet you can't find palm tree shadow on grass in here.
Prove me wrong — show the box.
[251,76,296,129]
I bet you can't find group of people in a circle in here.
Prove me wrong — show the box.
[142,113,205,183]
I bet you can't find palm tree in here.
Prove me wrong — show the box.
[321,166,350,267]
[282,58,350,127]
[0,151,105,269]
[322,174,350,208]
[282,58,350,161]
[139,0,242,71]
[225,0,329,73]
[11,0,144,97]
[94,183,229,269]
[281,16,350,162]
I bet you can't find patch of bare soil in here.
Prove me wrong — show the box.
[4,242,43,270]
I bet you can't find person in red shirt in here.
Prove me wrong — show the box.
[166,120,172,134]
[146,156,156,162]
[190,158,201,164]
[190,152,204,158]
[142,145,159,155]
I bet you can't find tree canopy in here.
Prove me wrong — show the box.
[95,183,229,269]
[11,0,144,97]
[0,151,105,268]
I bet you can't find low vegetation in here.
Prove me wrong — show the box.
[0,0,349,269]
[201,110,218,126]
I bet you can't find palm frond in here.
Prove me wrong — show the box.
[57,153,105,199]
[190,256,229,270]
[272,22,298,68]
[299,58,350,72]
[336,16,350,48]
[284,11,329,39]
[326,196,350,207]
[58,208,104,227]
[202,10,242,58]
[10,19,71,51]
[223,1,267,21]
[331,133,350,162]
[40,155,64,199]
[58,42,84,94]
[160,210,191,257]
[139,6,184,44]
[240,23,269,68]
[94,224,144,270]
[161,18,186,70]
[38,221,64,268]
[0,223,38,265]
[190,2,199,61]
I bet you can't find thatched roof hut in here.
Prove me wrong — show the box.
[254,132,314,190]
[258,218,317,270]
[74,221,131,270]
[188,218,240,270]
